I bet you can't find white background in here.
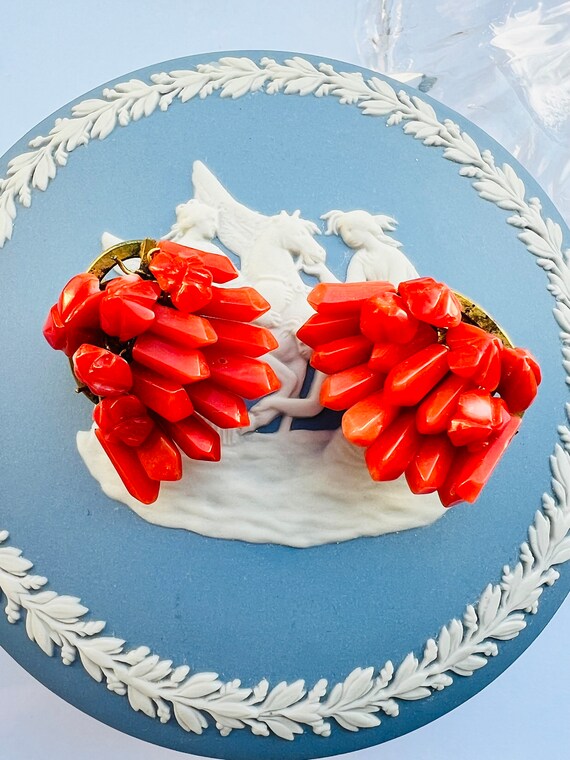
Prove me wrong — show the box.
[1,2,569,758]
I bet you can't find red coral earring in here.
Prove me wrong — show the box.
[44,238,280,504]
[298,276,541,508]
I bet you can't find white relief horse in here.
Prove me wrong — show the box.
[251,209,420,424]
[191,161,338,431]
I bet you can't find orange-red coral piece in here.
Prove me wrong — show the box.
[384,343,449,406]
[341,390,399,447]
[207,318,279,357]
[368,323,437,373]
[58,272,103,326]
[95,427,160,504]
[161,414,221,462]
[132,334,210,385]
[365,410,421,481]
[100,293,157,342]
[360,291,419,344]
[150,304,217,348]
[203,349,281,399]
[497,346,542,414]
[399,276,462,329]
[93,395,154,447]
[73,344,133,397]
[157,241,239,283]
[136,427,182,482]
[131,363,194,423]
[415,373,471,435]
[44,273,104,356]
[438,410,521,507]
[308,281,395,316]
[310,334,373,374]
[43,304,102,357]
[186,381,250,429]
[296,313,361,349]
[149,248,213,312]
[199,287,271,322]
[446,322,503,392]
[103,274,161,303]
[405,434,455,494]
[320,364,384,411]
[447,390,506,448]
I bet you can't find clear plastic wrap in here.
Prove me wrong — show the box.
[356,0,570,221]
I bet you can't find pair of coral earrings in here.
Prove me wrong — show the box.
[44,238,540,507]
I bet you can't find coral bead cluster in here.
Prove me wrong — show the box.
[43,241,280,504]
[45,245,540,513]
[298,277,541,507]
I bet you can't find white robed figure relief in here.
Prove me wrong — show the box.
[79,161,444,547]
[244,204,420,425]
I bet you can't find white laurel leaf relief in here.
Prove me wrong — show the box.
[2,446,570,741]
[1,56,570,741]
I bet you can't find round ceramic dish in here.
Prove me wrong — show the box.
[0,52,568,759]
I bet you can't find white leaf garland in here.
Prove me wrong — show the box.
[0,55,569,742]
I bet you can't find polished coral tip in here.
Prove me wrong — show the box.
[95,427,160,505]
[43,305,68,351]
[204,349,281,399]
[342,390,399,447]
[310,334,373,375]
[497,346,541,414]
[44,273,104,356]
[73,344,133,397]
[43,304,102,357]
[438,413,522,507]
[368,322,437,374]
[384,343,449,407]
[103,274,161,304]
[200,286,271,322]
[399,276,462,329]
[307,281,395,316]
[161,414,221,462]
[131,363,194,423]
[100,274,160,342]
[415,373,471,435]
[446,322,503,392]
[296,312,361,349]
[58,272,102,324]
[100,297,156,343]
[360,290,419,345]
[364,410,421,482]
[93,395,154,447]
[149,249,213,313]
[136,427,183,482]
[157,241,239,283]
[187,381,250,429]
[132,334,210,385]
[208,318,279,358]
[150,304,217,349]
[320,364,385,411]
[405,434,455,495]
[447,390,505,448]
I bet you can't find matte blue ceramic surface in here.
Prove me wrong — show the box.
[0,52,568,760]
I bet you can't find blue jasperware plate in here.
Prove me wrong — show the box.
[0,52,569,760]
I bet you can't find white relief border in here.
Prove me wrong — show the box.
[1,56,570,741]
